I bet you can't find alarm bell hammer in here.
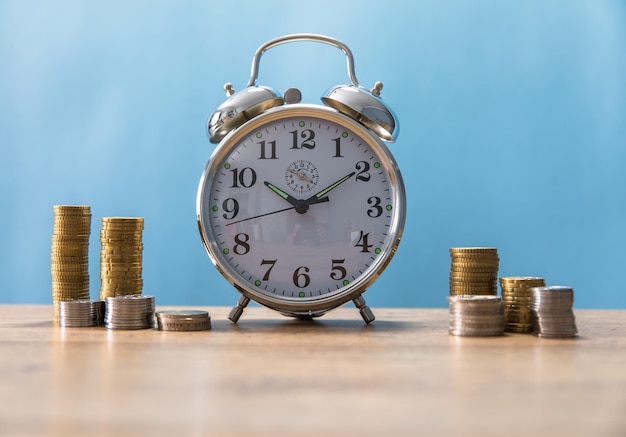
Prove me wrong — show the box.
[207,33,399,143]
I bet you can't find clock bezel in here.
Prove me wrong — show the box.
[197,104,406,316]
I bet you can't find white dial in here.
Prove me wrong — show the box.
[197,105,405,315]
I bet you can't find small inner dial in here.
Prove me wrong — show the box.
[285,160,320,193]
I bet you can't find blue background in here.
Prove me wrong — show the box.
[1,1,624,309]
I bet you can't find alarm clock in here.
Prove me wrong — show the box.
[197,34,406,323]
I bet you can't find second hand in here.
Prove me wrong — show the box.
[224,206,296,227]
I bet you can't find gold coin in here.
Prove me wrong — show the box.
[450,271,497,278]
[451,252,499,258]
[101,216,143,222]
[51,234,89,241]
[100,263,143,269]
[451,282,498,288]
[502,288,540,294]
[500,276,545,283]
[450,278,497,285]
[54,215,91,222]
[451,258,499,264]
[449,247,497,253]
[451,259,499,265]
[101,218,144,228]
[53,205,91,211]
[451,265,499,272]
[450,288,498,294]
[501,285,537,291]
[502,295,532,302]
[100,234,142,241]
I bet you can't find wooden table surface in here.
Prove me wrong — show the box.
[0,305,624,437]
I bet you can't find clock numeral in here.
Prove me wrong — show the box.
[233,233,251,255]
[367,196,383,218]
[355,161,371,182]
[332,137,343,157]
[330,259,347,281]
[222,198,239,219]
[230,167,257,188]
[260,259,277,281]
[258,140,278,159]
[293,266,311,288]
[290,129,316,150]
[354,231,373,253]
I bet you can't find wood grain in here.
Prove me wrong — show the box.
[0,305,624,436]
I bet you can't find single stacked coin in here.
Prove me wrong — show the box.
[447,295,504,336]
[104,294,155,329]
[99,217,144,300]
[155,310,212,331]
[530,286,578,338]
[449,247,499,296]
[51,205,92,323]
[500,276,545,333]
[58,299,105,327]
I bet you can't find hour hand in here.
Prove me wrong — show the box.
[264,181,299,207]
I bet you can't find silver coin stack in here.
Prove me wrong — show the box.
[58,300,105,327]
[155,310,212,331]
[104,295,155,330]
[447,295,505,336]
[530,286,578,338]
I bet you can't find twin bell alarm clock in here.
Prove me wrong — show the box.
[196,34,406,323]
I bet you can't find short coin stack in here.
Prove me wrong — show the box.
[449,247,499,296]
[155,310,212,331]
[447,295,504,336]
[500,276,546,333]
[530,286,578,338]
[104,295,155,329]
[51,205,92,323]
[99,217,144,300]
[58,299,105,327]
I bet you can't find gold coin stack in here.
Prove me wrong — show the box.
[99,217,144,300]
[51,205,92,322]
[449,247,499,296]
[500,276,545,333]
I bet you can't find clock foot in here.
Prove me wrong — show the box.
[353,295,375,324]
[228,296,250,323]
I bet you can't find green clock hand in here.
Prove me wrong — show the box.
[306,171,356,203]
[264,181,328,214]
[264,181,299,207]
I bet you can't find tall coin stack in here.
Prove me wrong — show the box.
[447,295,504,336]
[530,286,578,338]
[51,205,92,323]
[500,276,545,333]
[99,217,144,300]
[449,247,499,296]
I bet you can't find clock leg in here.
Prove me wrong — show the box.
[228,295,250,323]
[353,295,375,324]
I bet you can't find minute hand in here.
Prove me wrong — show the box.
[306,171,356,203]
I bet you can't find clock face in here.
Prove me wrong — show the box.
[197,105,405,314]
